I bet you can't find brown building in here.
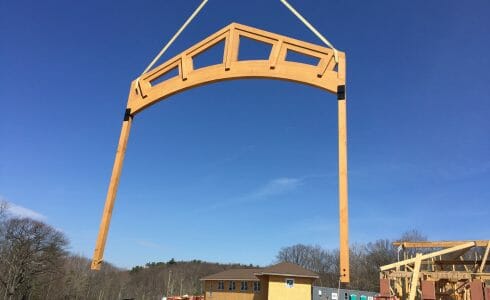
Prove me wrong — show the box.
[201,262,318,300]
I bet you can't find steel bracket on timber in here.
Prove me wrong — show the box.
[91,23,350,283]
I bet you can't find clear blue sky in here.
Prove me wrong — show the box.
[1,0,489,268]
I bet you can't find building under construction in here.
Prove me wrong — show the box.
[379,240,490,300]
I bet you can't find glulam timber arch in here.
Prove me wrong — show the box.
[92,23,350,284]
[129,23,345,114]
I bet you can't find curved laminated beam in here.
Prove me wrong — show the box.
[127,23,345,115]
[92,22,349,284]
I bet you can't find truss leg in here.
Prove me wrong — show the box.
[338,86,349,284]
[91,110,133,270]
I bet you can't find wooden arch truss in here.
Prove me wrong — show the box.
[91,23,350,284]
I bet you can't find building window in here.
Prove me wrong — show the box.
[229,281,236,291]
[285,278,294,288]
[217,281,224,290]
[253,281,261,292]
[240,281,248,291]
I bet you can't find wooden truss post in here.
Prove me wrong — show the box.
[478,240,490,273]
[91,109,133,270]
[337,85,350,284]
[408,253,423,300]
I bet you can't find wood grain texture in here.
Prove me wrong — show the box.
[129,23,345,115]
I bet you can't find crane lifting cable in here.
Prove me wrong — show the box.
[136,0,209,86]
[279,0,339,62]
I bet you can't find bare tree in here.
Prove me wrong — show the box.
[363,239,397,291]
[0,217,68,299]
[276,239,400,291]
[397,229,429,258]
[398,229,427,243]
[276,244,318,267]
[0,200,7,221]
[277,244,342,288]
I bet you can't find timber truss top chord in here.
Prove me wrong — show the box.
[392,240,490,248]
[128,22,346,115]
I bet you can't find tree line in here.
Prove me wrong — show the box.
[1,200,428,299]
[276,229,426,292]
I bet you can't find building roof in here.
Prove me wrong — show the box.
[201,263,318,281]
[200,268,262,281]
[256,262,319,279]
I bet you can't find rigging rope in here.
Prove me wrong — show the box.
[279,0,339,62]
[137,0,208,84]
[137,0,338,84]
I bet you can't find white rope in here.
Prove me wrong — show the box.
[137,0,208,82]
[136,0,337,88]
[279,0,339,62]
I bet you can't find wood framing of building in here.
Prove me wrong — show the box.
[380,240,490,300]
[91,23,349,283]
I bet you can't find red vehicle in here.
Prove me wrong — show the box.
[166,296,204,300]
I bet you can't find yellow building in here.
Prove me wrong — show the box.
[201,262,318,300]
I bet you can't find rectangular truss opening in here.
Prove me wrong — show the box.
[192,39,226,70]
[150,66,179,87]
[285,49,321,66]
[237,36,273,61]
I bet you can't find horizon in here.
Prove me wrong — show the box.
[0,201,434,269]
